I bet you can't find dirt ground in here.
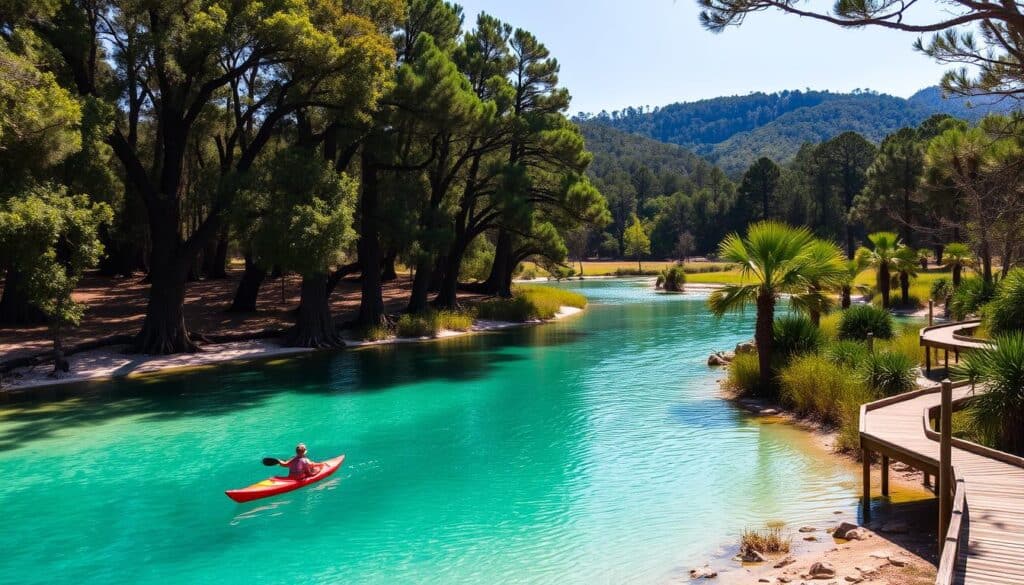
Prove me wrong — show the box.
[0,268,485,363]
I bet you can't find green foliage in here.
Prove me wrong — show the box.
[724,353,762,397]
[656,265,687,291]
[931,277,954,301]
[837,305,894,341]
[396,310,475,338]
[357,324,392,342]
[0,185,112,329]
[879,330,923,366]
[459,236,495,282]
[859,351,917,396]
[773,315,824,362]
[949,278,996,320]
[825,340,871,369]
[982,269,1024,335]
[475,285,586,322]
[622,214,650,262]
[952,332,1024,455]
[778,354,871,426]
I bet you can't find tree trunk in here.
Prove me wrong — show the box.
[435,239,470,309]
[407,258,433,314]
[0,268,47,326]
[285,273,340,348]
[357,152,386,327]
[204,228,229,279]
[381,249,398,282]
[134,265,197,354]
[1002,242,1013,279]
[228,254,266,313]
[980,239,993,284]
[878,265,891,309]
[935,245,944,266]
[755,290,775,395]
[899,271,910,305]
[325,261,361,298]
[953,265,962,287]
[483,229,513,298]
[841,286,852,309]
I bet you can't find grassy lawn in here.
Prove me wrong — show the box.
[522,260,734,277]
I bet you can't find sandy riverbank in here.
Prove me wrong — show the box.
[688,384,940,584]
[0,306,584,395]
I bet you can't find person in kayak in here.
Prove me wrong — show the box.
[281,444,323,479]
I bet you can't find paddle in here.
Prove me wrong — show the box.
[262,457,284,467]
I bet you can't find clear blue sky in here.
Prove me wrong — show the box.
[454,0,958,114]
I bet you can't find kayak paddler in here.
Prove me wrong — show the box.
[280,443,323,479]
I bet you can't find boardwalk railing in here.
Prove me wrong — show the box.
[936,478,966,585]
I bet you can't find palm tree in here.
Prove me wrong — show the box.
[952,332,1024,456]
[708,222,846,393]
[942,242,973,287]
[856,232,902,309]
[894,246,920,306]
[793,239,846,326]
[840,254,870,309]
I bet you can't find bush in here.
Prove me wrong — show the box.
[778,354,878,450]
[459,237,496,282]
[982,268,1024,335]
[656,265,687,291]
[724,353,762,397]
[475,285,586,322]
[931,277,953,302]
[395,310,475,338]
[859,351,917,396]
[773,315,824,363]
[357,324,391,342]
[819,312,842,341]
[949,277,995,320]
[825,340,870,369]
[838,305,894,341]
[952,331,1024,454]
[878,330,921,366]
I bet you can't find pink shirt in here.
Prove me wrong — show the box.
[287,456,313,479]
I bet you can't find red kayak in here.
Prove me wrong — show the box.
[225,455,345,503]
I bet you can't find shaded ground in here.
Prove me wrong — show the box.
[0,268,487,363]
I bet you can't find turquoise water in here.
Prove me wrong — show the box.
[0,279,865,584]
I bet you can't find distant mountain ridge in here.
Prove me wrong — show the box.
[579,87,1018,175]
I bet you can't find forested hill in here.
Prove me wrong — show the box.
[580,87,1017,175]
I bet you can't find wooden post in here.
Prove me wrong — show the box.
[926,344,932,374]
[867,332,874,353]
[928,300,934,326]
[881,455,890,497]
[924,472,931,488]
[862,445,872,522]
[939,379,953,553]
[944,349,949,371]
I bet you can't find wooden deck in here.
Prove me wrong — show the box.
[920,320,989,375]
[860,383,1024,585]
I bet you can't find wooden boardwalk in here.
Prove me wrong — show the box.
[861,322,1024,585]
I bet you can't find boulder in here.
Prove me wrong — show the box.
[773,556,796,569]
[798,526,817,533]
[833,522,868,540]
[708,353,731,366]
[740,549,767,563]
[735,341,757,354]
[808,561,836,579]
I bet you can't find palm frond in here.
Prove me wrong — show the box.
[708,284,760,316]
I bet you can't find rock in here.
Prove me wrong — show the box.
[773,557,796,569]
[880,521,908,534]
[809,562,836,579]
[832,522,861,539]
[760,408,780,415]
[760,579,771,583]
[887,556,907,567]
[777,578,791,584]
[804,536,818,541]
[740,549,767,563]
[689,566,718,579]
[708,353,731,366]
[735,341,757,354]
[798,526,817,533]
[844,577,863,584]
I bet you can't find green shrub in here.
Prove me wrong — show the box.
[475,285,586,322]
[819,312,842,341]
[459,237,495,282]
[878,330,922,366]
[614,266,659,276]
[657,265,687,291]
[778,354,875,443]
[838,305,894,341]
[724,353,762,397]
[859,351,917,396]
[952,331,1024,454]
[982,268,1024,335]
[930,277,953,302]
[519,266,537,280]
[949,277,995,320]
[357,324,392,342]
[825,340,870,369]
[395,310,475,338]
[773,315,824,363]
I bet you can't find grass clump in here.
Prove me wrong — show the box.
[357,324,392,342]
[740,523,791,556]
[779,354,872,426]
[859,351,918,396]
[655,265,687,291]
[773,315,824,362]
[395,309,475,338]
[476,285,587,322]
[838,304,894,341]
[724,353,762,397]
[982,268,1024,336]
[878,330,922,366]
[949,277,995,320]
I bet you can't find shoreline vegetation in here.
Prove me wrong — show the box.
[0,285,586,396]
